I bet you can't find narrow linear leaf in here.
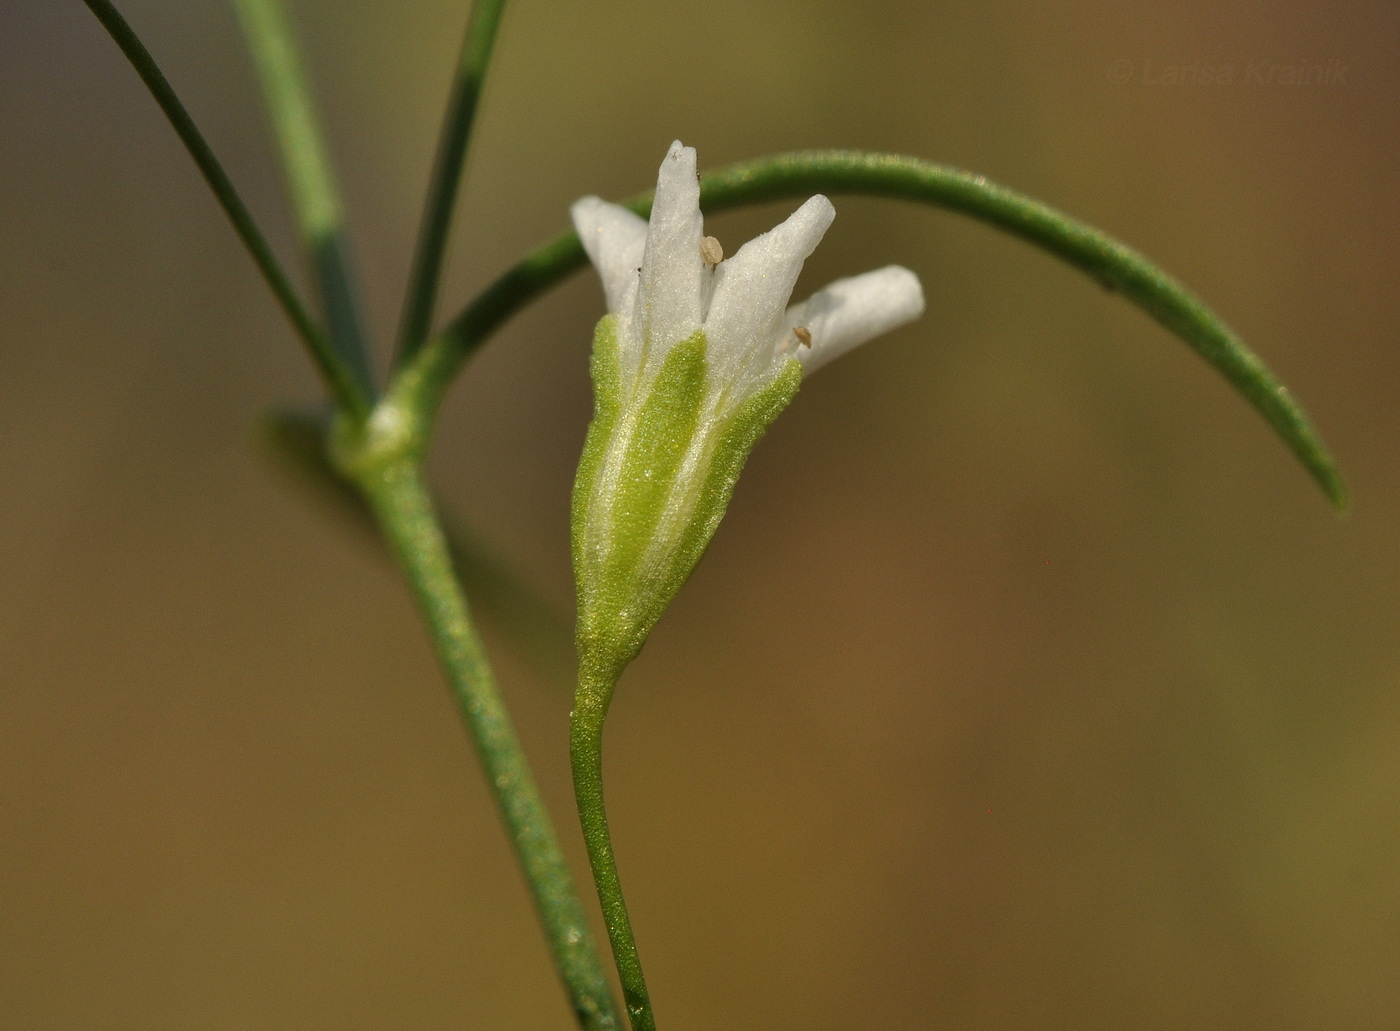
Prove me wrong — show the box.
[408,151,1344,508]
[700,153,1348,509]
[257,409,573,686]
[395,0,510,369]
[79,0,369,417]
[233,0,376,398]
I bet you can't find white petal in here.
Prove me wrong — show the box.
[784,266,925,376]
[703,195,836,396]
[632,141,704,375]
[571,197,648,316]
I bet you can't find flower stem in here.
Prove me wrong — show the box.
[571,668,657,1031]
[352,451,620,1031]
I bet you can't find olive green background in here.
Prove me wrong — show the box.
[3,2,1398,1028]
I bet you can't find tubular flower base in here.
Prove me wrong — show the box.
[571,141,925,682]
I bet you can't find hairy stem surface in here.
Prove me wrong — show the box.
[570,671,656,1031]
[354,454,620,1031]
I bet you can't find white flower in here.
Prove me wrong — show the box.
[571,142,925,413]
[570,141,925,681]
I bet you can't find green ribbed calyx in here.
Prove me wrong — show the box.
[572,315,801,687]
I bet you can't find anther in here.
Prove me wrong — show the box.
[699,236,724,266]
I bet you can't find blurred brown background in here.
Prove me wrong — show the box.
[3,1,1398,1028]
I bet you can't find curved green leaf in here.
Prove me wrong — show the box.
[404,151,1345,509]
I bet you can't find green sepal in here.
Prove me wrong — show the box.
[670,358,802,598]
[572,318,802,689]
[571,315,624,580]
[604,332,708,593]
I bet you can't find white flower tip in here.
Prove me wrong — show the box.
[788,264,926,375]
[569,195,605,236]
[769,195,835,250]
[775,195,837,260]
[661,140,698,184]
[571,196,649,315]
[879,265,926,320]
[651,143,700,225]
[801,193,837,229]
[633,141,705,359]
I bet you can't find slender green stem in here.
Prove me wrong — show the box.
[80,0,368,417]
[396,150,1345,509]
[233,0,376,398]
[571,670,656,1031]
[395,0,510,369]
[346,444,620,1031]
